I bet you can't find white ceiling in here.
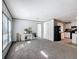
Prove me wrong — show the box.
[4,0,77,22]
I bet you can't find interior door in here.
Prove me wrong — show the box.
[37,24,42,38]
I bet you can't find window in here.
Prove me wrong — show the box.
[2,14,8,50]
[8,20,11,42]
[2,13,12,50]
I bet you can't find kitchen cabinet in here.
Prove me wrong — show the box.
[61,32,64,39]
[72,33,77,44]
[64,32,70,38]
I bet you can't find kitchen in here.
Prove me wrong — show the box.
[54,19,77,44]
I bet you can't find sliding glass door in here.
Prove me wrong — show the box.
[2,13,11,50]
[2,14,8,50]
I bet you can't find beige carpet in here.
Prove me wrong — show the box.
[5,39,77,59]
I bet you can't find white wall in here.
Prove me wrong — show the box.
[2,2,12,19]
[13,19,43,41]
[2,1,12,59]
[65,20,77,29]
[65,23,71,29]
[43,22,48,39]
[71,20,77,26]
[43,20,54,41]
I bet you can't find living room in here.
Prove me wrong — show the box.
[2,0,77,59]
